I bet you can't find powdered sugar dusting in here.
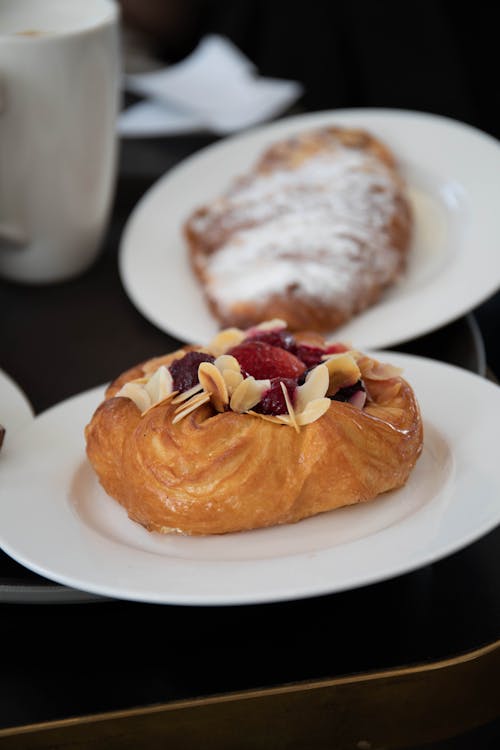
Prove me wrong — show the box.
[195,146,404,314]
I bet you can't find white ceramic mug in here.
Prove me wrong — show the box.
[0,0,120,284]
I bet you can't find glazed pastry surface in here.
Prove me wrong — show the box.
[85,325,423,535]
[185,127,412,332]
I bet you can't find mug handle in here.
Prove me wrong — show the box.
[0,76,28,248]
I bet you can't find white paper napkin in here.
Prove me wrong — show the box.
[118,99,205,137]
[119,34,303,137]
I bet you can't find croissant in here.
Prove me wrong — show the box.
[185,126,412,332]
[85,321,423,535]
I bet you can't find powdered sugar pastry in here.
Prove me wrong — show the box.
[196,147,402,314]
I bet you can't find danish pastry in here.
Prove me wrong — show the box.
[85,320,423,535]
[185,126,412,332]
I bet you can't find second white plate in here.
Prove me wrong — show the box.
[1,353,500,605]
[119,108,500,348]
[0,368,33,442]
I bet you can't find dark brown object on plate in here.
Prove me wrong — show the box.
[0,425,5,450]
[184,126,412,332]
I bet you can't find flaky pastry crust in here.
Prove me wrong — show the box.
[85,347,423,536]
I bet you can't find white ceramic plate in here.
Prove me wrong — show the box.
[0,371,98,603]
[119,108,500,349]
[0,368,34,441]
[1,352,499,606]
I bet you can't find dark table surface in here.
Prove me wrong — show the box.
[1,131,500,732]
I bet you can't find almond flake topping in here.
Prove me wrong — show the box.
[296,398,331,426]
[253,318,287,332]
[213,354,241,373]
[172,392,211,424]
[356,356,403,380]
[208,328,245,357]
[174,391,211,414]
[295,364,329,412]
[116,365,175,415]
[223,369,244,393]
[116,325,388,428]
[213,355,244,395]
[197,362,229,412]
[171,383,203,404]
[279,382,299,432]
[230,377,270,413]
[323,353,361,396]
[116,382,151,414]
[246,411,284,425]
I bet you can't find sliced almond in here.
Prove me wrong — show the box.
[275,415,293,425]
[295,364,329,413]
[324,351,360,367]
[324,353,361,395]
[171,383,202,404]
[142,392,178,416]
[253,318,287,332]
[208,328,245,357]
[323,347,358,363]
[230,377,270,413]
[212,355,244,395]
[116,382,151,413]
[144,365,174,404]
[296,398,331,426]
[358,356,403,381]
[280,382,299,433]
[248,397,330,428]
[172,393,211,424]
[247,410,285,425]
[214,354,241,373]
[174,390,211,414]
[223,369,244,394]
[349,390,367,410]
[116,366,177,415]
[198,362,228,412]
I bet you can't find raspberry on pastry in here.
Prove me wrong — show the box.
[85,320,423,535]
[227,340,306,380]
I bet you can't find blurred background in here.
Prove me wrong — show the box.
[119,0,499,136]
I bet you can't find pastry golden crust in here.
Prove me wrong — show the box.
[185,126,412,332]
[85,324,423,536]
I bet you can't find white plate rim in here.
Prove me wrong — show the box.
[119,107,500,349]
[0,371,102,603]
[1,352,500,606]
[0,368,34,437]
